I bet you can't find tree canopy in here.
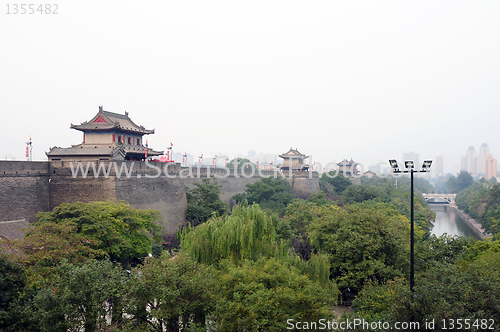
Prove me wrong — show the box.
[2,201,162,285]
[319,172,352,197]
[456,182,500,235]
[299,202,412,291]
[226,158,255,170]
[185,178,229,226]
[214,258,334,332]
[350,237,500,329]
[232,177,293,215]
[447,170,474,193]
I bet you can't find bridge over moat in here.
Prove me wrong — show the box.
[422,193,456,204]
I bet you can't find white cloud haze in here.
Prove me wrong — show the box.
[1,1,499,173]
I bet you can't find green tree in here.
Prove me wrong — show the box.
[226,158,255,170]
[447,170,474,193]
[389,182,435,238]
[414,234,476,271]
[433,174,454,193]
[0,254,30,332]
[185,178,229,226]
[124,252,215,332]
[180,204,333,287]
[350,239,500,330]
[36,201,161,264]
[214,258,334,332]
[232,177,293,216]
[319,172,352,197]
[305,190,333,206]
[306,202,411,291]
[33,259,127,332]
[2,201,162,286]
[455,182,500,234]
[284,200,323,261]
[339,185,387,204]
[393,176,435,194]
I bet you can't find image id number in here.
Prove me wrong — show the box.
[6,4,58,14]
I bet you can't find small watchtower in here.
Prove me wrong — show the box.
[279,148,309,171]
[337,158,359,176]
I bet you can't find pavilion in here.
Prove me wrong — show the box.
[46,106,163,161]
[279,148,309,171]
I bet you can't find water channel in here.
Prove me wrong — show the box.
[429,205,482,239]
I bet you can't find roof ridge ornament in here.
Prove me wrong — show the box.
[99,105,103,112]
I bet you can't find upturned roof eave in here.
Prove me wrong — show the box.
[70,124,154,135]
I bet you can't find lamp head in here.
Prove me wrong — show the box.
[389,159,400,173]
[422,160,432,170]
[404,160,414,169]
[389,159,399,169]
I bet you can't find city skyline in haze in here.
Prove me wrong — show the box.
[1,1,499,175]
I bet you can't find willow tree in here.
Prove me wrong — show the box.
[180,204,333,289]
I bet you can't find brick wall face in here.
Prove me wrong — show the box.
[0,161,50,223]
[49,176,117,209]
[0,176,50,222]
[0,161,320,239]
[115,176,187,236]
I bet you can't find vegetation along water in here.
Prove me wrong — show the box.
[1,172,499,331]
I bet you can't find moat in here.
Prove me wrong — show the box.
[429,205,482,240]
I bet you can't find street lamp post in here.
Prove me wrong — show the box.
[389,159,432,293]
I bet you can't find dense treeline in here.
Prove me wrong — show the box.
[2,175,499,331]
[456,181,500,235]
[346,236,500,331]
[1,201,335,332]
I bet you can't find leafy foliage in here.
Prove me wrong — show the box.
[394,176,435,194]
[226,158,255,170]
[0,254,28,331]
[213,258,334,332]
[433,173,454,193]
[305,190,334,206]
[414,234,476,271]
[306,202,411,291]
[332,177,435,237]
[33,259,127,332]
[185,178,229,226]
[180,204,334,288]
[350,238,500,330]
[456,182,500,235]
[2,201,162,286]
[447,170,474,193]
[124,252,215,332]
[319,172,352,197]
[339,184,387,204]
[232,177,293,216]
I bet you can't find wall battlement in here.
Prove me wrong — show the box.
[0,160,319,239]
[0,161,50,177]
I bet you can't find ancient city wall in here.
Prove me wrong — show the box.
[0,160,320,239]
[0,161,50,223]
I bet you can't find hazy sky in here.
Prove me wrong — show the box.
[1,1,499,173]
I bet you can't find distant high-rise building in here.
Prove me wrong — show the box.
[461,146,477,176]
[477,143,490,176]
[460,144,495,177]
[485,154,497,180]
[402,151,420,168]
[435,155,444,175]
